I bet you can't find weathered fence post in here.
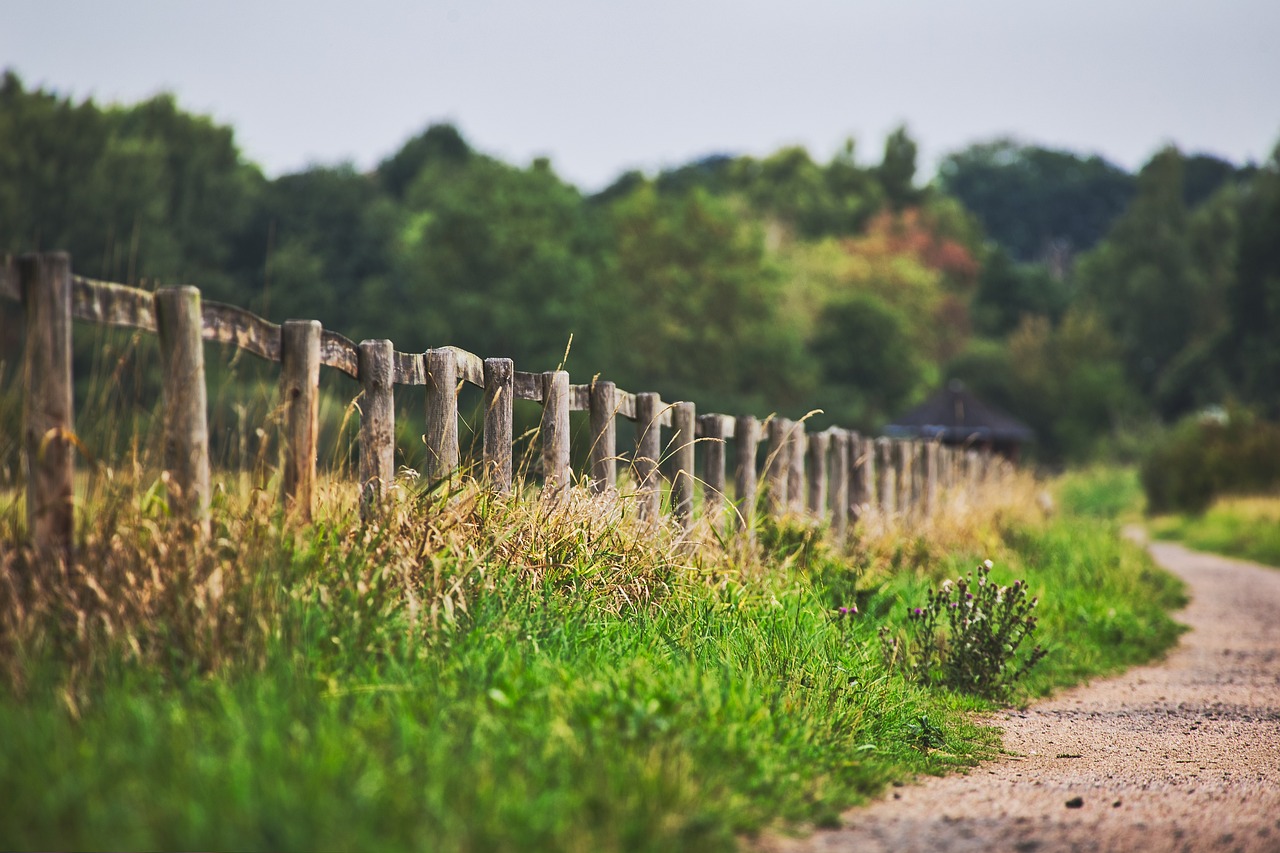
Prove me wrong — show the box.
[922,440,939,519]
[850,431,868,524]
[588,379,617,494]
[483,357,514,494]
[699,414,727,526]
[830,430,849,541]
[424,348,459,486]
[734,415,760,533]
[807,431,828,519]
[281,319,321,522]
[634,392,663,522]
[671,401,696,530]
[876,437,895,516]
[541,370,571,496]
[358,339,395,518]
[155,285,212,531]
[765,417,790,516]
[788,421,806,515]
[20,252,75,554]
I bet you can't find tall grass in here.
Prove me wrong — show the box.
[0,334,1188,851]
[1149,495,1280,568]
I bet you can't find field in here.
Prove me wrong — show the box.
[0,459,1187,851]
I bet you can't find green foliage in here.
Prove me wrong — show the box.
[882,561,1047,700]
[1140,408,1280,514]
[937,138,1135,261]
[1054,466,1144,520]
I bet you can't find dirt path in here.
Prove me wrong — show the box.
[758,540,1280,853]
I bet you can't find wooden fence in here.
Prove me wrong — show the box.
[1,251,1007,554]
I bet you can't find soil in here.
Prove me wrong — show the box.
[755,537,1280,853]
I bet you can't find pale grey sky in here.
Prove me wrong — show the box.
[5,0,1278,190]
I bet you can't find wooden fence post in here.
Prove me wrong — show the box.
[765,417,790,516]
[876,437,895,516]
[541,370,571,496]
[830,430,849,541]
[807,431,828,519]
[281,319,321,522]
[788,421,806,515]
[923,440,939,519]
[588,380,617,494]
[358,339,395,518]
[483,358,514,494]
[699,414,727,526]
[20,252,75,554]
[671,402,696,529]
[734,415,759,533]
[155,285,211,530]
[634,392,663,522]
[849,431,867,523]
[424,348,459,486]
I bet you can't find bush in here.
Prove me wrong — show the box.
[880,560,1047,701]
[1141,407,1280,514]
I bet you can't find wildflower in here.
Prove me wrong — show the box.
[983,559,994,569]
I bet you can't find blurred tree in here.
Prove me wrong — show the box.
[1074,146,1237,416]
[1222,143,1280,414]
[601,182,811,408]
[876,125,919,211]
[937,139,1135,262]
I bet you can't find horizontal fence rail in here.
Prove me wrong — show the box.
[1,252,1011,555]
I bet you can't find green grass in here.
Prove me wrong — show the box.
[0,477,1187,851]
[1149,496,1280,568]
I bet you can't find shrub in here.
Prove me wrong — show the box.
[881,560,1046,700]
[1141,407,1280,514]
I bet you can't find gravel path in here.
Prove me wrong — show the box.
[758,539,1280,853]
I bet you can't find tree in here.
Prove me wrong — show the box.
[1222,143,1280,414]
[1074,146,1237,416]
[876,125,919,211]
[937,139,1135,262]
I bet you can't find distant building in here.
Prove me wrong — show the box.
[884,381,1034,462]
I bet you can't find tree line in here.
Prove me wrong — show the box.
[3,69,1278,466]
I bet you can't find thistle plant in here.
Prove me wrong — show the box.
[882,560,1047,700]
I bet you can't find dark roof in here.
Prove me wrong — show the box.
[884,382,1034,444]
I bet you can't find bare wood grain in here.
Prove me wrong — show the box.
[734,415,760,534]
[830,430,849,541]
[393,351,424,386]
[807,431,829,519]
[320,329,360,379]
[588,380,618,494]
[765,417,790,517]
[202,300,281,363]
[514,371,544,402]
[671,401,696,529]
[156,286,211,532]
[424,348,459,485]
[541,370,571,496]
[483,358,514,493]
[698,413,727,524]
[442,345,484,387]
[358,339,396,518]
[634,392,663,523]
[568,384,591,412]
[20,253,76,554]
[72,276,157,332]
[281,320,322,522]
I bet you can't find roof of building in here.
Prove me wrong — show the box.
[884,382,1034,444]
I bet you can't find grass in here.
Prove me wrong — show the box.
[0,463,1188,852]
[1149,495,1280,568]
[0,331,1188,850]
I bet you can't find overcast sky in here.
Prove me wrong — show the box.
[5,0,1278,191]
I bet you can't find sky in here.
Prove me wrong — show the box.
[4,0,1278,191]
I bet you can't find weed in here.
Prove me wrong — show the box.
[881,560,1047,701]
